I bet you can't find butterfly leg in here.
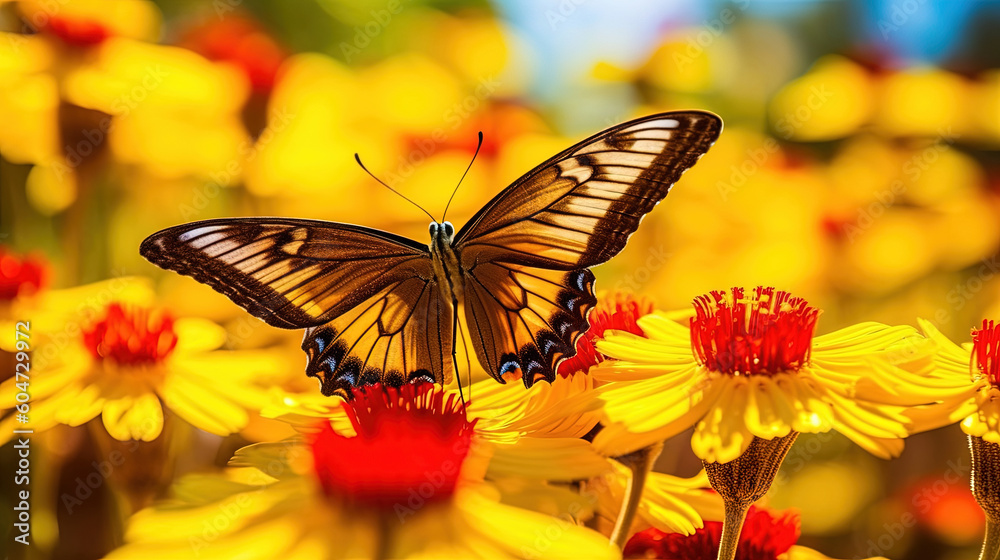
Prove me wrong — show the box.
[451,302,466,406]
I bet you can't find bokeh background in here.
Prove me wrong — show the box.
[2,0,1000,558]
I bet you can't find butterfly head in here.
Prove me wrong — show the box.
[429,221,455,244]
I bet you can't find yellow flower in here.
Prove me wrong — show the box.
[906,319,1000,439]
[0,299,280,443]
[463,364,721,538]
[593,286,934,463]
[105,384,617,560]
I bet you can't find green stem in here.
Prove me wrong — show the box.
[981,517,1000,560]
[717,500,750,560]
[610,442,664,549]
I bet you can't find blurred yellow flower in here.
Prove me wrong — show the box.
[769,55,875,141]
[0,300,280,443]
[593,286,933,462]
[875,67,970,138]
[106,383,617,560]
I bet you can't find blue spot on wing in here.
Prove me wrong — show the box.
[324,355,338,370]
[500,361,520,375]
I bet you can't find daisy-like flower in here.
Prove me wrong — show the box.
[907,319,1000,560]
[593,286,930,462]
[556,291,654,377]
[0,300,280,443]
[623,505,888,560]
[592,287,932,559]
[105,383,618,560]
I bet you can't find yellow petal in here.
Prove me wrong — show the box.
[486,438,612,481]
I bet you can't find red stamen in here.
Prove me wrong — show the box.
[690,287,819,376]
[624,505,801,560]
[310,383,475,510]
[0,248,48,301]
[972,320,1000,386]
[81,303,178,366]
[557,292,653,376]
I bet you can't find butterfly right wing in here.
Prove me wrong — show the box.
[140,218,451,396]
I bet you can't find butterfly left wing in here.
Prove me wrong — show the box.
[454,111,722,386]
[140,218,450,397]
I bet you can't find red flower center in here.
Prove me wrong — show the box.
[178,16,287,93]
[972,320,1000,386]
[557,292,653,376]
[0,249,48,301]
[45,16,111,47]
[310,383,475,511]
[624,505,801,560]
[690,286,818,376]
[81,303,178,366]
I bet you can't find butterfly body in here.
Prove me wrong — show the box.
[428,221,464,307]
[140,111,723,398]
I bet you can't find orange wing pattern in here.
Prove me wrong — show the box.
[140,218,431,329]
[302,275,451,397]
[456,112,722,385]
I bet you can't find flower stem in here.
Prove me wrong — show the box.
[970,435,1000,560]
[374,513,392,560]
[704,432,799,560]
[980,518,1000,560]
[717,500,750,560]
[610,441,664,549]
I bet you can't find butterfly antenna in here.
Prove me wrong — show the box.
[354,154,435,223]
[441,131,483,223]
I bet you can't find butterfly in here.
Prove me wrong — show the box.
[140,111,722,398]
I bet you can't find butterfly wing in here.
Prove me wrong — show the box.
[140,218,450,396]
[454,111,722,386]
